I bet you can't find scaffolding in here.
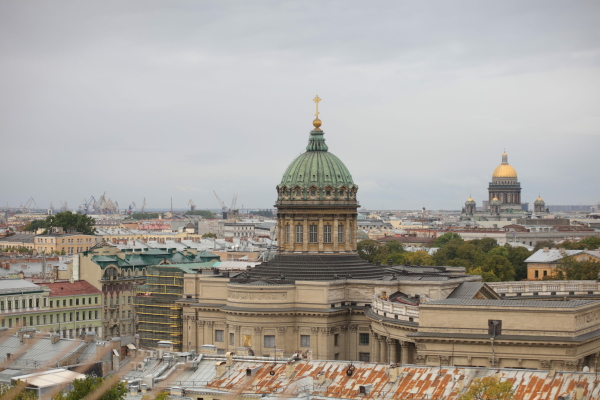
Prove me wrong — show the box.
[135,265,185,351]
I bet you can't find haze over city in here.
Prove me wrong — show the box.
[1,1,599,210]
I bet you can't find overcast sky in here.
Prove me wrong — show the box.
[1,1,599,211]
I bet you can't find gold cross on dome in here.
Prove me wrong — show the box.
[313,95,321,118]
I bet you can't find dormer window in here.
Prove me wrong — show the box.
[339,190,345,196]
[296,189,302,197]
[310,190,316,196]
[326,190,331,196]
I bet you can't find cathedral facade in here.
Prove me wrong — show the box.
[177,100,599,371]
[462,151,547,220]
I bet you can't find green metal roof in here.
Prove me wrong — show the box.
[279,129,356,190]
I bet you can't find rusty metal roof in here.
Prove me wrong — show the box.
[193,359,600,400]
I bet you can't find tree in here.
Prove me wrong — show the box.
[202,233,217,238]
[505,245,532,281]
[251,210,274,217]
[52,375,127,400]
[23,220,46,232]
[457,376,514,400]
[129,213,160,220]
[403,251,434,266]
[480,255,516,281]
[559,236,600,251]
[432,232,463,248]
[45,212,96,235]
[554,256,600,280]
[533,240,556,252]
[0,381,38,400]
[357,239,381,263]
[153,392,169,400]
[184,210,216,219]
[470,238,499,254]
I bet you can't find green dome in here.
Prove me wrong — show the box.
[279,129,356,190]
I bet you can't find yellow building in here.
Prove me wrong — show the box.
[526,248,600,280]
[34,233,101,254]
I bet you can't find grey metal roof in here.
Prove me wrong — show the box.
[0,279,42,294]
[409,327,600,343]
[424,298,598,308]
[525,249,582,263]
[0,234,35,243]
[446,282,485,299]
[0,336,86,372]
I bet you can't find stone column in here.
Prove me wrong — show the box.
[389,339,398,363]
[379,336,388,364]
[401,342,410,364]
[318,217,324,252]
[372,334,380,363]
[345,216,351,252]
[303,219,308,252]
[333,217,338,252]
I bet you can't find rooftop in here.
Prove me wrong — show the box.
[44,280,102,297]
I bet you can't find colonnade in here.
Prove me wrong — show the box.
[371,333,414,364]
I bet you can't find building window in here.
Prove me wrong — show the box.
[535,270,539,278]
[326,190,331,196]
[76,299,79,306]
[310,189,316,197]
[7,301,11,310]
[338,224,344,243]
[29,316,33,326]
[334,353,340,360]
[36,316,40,325]
[309,225,318,243]
[95,297,98,304]
[543,270,548,277]
[43,316,46,324]
[230,333,235,346]
[285,225,290,243]
[264,335,275,348]
[359,352,370,362]
[69,299,73,306]
[324,225,332,243]
[50,301,53,308]
[334,333,339,346]
[359,333,370,345]
[82,298,85,305]
[95,311,98,319]
[301,335,310,347]
[28,299,32,308]
[296,225,304,243]
[70,312,73,322]
[50,315,53,323]
[76,312,80,321]
[63,300,66,307]
[215,330,224,342]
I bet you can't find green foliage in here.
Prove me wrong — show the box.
[559,236,600,250]
[0,381,38,400]
[251,210,274,217]
[357,239,433,266]
[480,255,516,281]
[554,256,600,280]
[129,213,160,220]
[23,220,46,232]
[184,210,216,219]
[533,240,556,252]
[153,392,170,400]
[52,375,127,400]
[432,235,528,282]
[457,376,514,400]
[357,239,381,263]
[505,245,532,281]
[45,212,96,235]
[432,232,463,247]
[202,232,217,238]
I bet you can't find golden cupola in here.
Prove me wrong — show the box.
[492,151,518,178]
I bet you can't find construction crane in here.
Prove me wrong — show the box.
[188,199,196,212]
[20,197,36,213]
[141,197,146,214]
[128,201,136,213]
[231,194,238,212]
[213,191,227,217]
[60,201,68,212]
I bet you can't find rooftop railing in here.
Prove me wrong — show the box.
[487,281,600,296]
[371,296,419,323]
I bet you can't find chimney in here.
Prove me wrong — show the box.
[285,361,295,378]
[215,361,227,377]
[226,351,234,366]
[51,333,61,344]
[559,248,565,255]
[543,247,549,252]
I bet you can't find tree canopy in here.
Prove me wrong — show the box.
[53,375,127,400]
[558,236,600,250]
[184,210,216,219]
[357,239,434,266]
[432,232,463,247]
[23,212,96,235]
[554,256,600,280]
[128,213,160,220]
[457,376,514,400]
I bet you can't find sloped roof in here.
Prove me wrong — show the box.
[44,280,101,296]
[525,249,582,263]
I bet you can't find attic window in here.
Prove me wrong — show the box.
[326,190,331,196]
[339,190,344,196]
[310,190,316,196]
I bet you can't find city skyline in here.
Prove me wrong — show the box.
[2,1,599,210]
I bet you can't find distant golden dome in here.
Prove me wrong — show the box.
[492,164,518,178]
[492,150,517,178]
[492,197,499,201]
